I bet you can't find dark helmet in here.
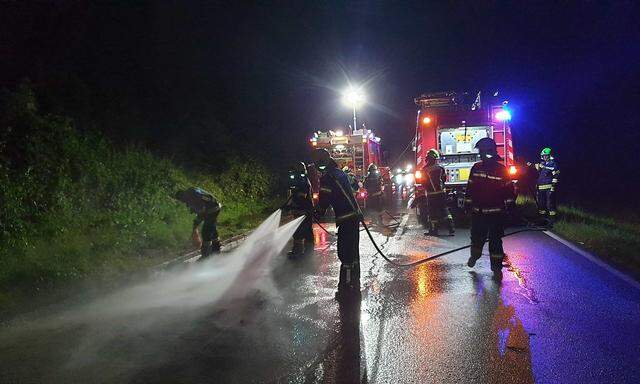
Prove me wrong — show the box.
[342,166,351,173]
[292,161,307,174]
[475,137,498,159]
[368,163,378,173]
[311,148,332,169]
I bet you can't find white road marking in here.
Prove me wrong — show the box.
[544,230,640,291]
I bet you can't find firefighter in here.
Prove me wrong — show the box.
[363,163,384,226]
[312,148,362,301]
[422,149,455,236]
[342,166,360,192]
[531,147,560,226]
[175,187,222,260]
[465,138,516,274]
[284,162,315,257]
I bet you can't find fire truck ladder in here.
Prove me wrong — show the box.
[354,146,365,176]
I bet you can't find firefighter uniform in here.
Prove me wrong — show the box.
[285,163,315,257]
[465,139,516,272]
[313,149,362,299]
[176,187,222,260]
[363,164,384,225]
[534,148,559,223]
[422,149,455,236]
[343,166,360,193]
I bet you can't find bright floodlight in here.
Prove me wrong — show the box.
[342,87,365,108]
[495,110,512,121]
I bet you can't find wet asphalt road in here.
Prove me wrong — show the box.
[1,199,639,383]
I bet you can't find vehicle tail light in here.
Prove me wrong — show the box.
[359,192,366,198]
[312,193,319,200]
[509,165,517,176]
[415,170,423,180]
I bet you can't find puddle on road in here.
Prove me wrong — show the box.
[504,255,539,304]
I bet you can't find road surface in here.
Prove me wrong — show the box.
[1,201,639,383]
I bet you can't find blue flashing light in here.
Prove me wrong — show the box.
[495,109,512,121]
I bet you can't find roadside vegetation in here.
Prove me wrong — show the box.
[516,196,640,279]
[0,84,276,306]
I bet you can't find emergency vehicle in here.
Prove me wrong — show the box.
[309,128,384,202]
[411,91,519,222]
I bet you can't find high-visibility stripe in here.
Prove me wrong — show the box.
[320,187,332,193]
[551,179,558,183]
[427,190,444,195]
[549,211,557,216]
[472,207,503,213]
[539,210,547,214]
[538,184,553,190]
[487,175,503,181]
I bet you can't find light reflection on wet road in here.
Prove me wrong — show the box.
[1,201,639,383]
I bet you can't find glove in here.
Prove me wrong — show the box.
[192,228,203,249]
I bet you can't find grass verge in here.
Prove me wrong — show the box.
[517,196,640,280]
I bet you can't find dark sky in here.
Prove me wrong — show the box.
[1,1,639,208]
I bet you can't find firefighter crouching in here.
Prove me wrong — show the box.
[284,162,315,257]
[465,138,516,273]
[422,149,455,236]
[530,147,559,226]
[363,163,384,226]
[175,187,222,260]
[312,149,362,301]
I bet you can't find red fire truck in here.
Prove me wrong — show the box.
[309,128,386,202]
[411,91,519,224]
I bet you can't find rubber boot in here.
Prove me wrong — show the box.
[426,221,439,236]
[335,263,361,302]
[288,239,304,258]
[467,246,482,268]
[490,254,504,272]
[447,217,456,235]
[303,240,315,255]
[199,242,212,261]
[211,239,221,253]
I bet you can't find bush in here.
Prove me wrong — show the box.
[0,83,275,294]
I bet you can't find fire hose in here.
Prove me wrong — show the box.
[324,172,548,268]
[283,174,547,268]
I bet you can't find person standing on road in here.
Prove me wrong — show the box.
[175,187,222,260]
[312,149,362,301]
[363,163,384,226]
[283,162,315,258]
[465,138,516,274]
[421,149,455,236]
[529,147,560,226]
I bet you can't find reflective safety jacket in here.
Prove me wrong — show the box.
[364,172,383,197]
[464,159,516,214]
[422,164,446,196]
[317,161,361,225]
[287,173,314,213]
[535,158,559,189]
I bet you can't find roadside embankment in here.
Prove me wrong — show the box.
[0,84,276,309]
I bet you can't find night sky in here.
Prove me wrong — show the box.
[1,1,639,209]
